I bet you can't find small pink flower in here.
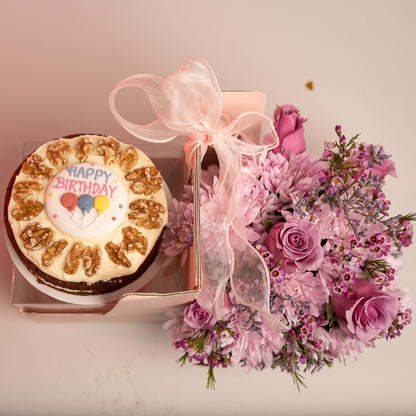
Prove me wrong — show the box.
[265,219,324,270]
[272,104,306,157]
[322,149,334,160]
[319,169,331,182]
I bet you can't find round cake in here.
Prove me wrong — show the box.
[4,134,168,296]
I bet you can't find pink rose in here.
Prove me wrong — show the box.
[272,104,306,157]
[331,279,399,343]
[265,219,323,270]
[183,301,217,330]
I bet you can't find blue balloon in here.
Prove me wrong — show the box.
[78,194,95,214]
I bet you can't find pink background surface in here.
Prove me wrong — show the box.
[1,1,415,415]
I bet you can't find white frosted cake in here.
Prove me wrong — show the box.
[5,134,168,295]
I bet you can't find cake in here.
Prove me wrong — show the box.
[4,134,168,295]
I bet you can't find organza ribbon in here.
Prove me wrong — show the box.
[109,56,287,330]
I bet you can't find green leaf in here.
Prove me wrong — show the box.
[399,212,416,222]
[177,352,188,367]
[292,371,307,392]
[326,302,337,327]
[263,218,274,233]
[207,365,216,390]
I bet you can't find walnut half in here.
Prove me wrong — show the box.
[46,140,72,167]
[122,226,148,255]
[12,181,43,201]
[120,146,139,172]
[75,136,94,163]
[21,154,54,180]
[20,222,54,250]
[83,244,102,277]
[104,241,131,268]
[64,242,84,274]
[11,200,43,221]
[128,199,165,230]
[41,240,68,267]
[125,167,163,196]
[97,138,120,165]
[64,242,102,276]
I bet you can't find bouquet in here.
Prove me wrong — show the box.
[161,104,414,389]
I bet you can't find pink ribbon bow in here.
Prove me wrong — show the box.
[109,56,287,330]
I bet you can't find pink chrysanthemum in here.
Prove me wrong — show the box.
[160,199,194,266]
[273,151,328,210]
[222,302,285,369]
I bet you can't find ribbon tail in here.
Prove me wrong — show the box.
[229,227,288,331]
[197,200,233,319]
[196,139,287,331]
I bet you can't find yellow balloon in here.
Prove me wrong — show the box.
[94,195,110,215]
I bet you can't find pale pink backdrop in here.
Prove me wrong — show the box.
[1,1,415,415]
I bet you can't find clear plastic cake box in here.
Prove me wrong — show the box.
[8,91,267,322]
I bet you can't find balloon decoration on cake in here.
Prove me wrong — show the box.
[78,194,95,214]
[93,195,110,215]
[60,192,78,212]
[60,192,109,216]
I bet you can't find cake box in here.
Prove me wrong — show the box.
[7,91,267,321]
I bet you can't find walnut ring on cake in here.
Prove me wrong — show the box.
[4,134,168,296]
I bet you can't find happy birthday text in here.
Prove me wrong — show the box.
[52,178,117,197]
[51,166,118,197]
[65,165,113,183]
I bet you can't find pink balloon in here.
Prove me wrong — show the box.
[61,192,78,212]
